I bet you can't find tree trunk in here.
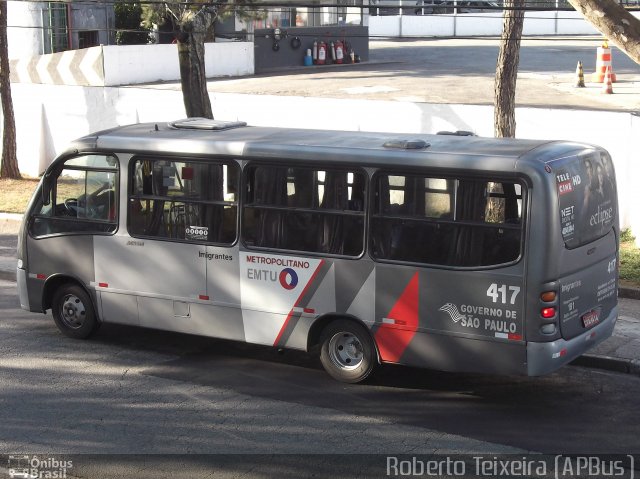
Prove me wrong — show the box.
[494,0,525,139]
[568,0,640,65]
[0,0,20,179]
[177,10,214,119]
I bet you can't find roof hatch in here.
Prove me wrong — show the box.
[169,118,247,131]
[383,139,430,150]
[436,130,476,136]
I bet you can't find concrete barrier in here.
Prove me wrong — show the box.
[9,43,254,87]
[103,43,254,85]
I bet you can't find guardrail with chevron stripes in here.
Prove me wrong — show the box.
[10,46,105,87]
[9,43,254,87]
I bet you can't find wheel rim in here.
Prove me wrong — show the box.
[328,331,364,370]
[59,294,86,329]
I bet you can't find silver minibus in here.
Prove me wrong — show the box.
[16,119,619,382]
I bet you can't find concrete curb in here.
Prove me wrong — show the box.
[254,60,402,76]
[619,286,640,301]
[571,354,640,377]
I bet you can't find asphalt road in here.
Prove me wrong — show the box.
[370,38,640,76]
[2,277,640,478]
[202,38,640,111]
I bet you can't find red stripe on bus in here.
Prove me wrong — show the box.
[199,295,209,301]
[508,333,523,341]
[98,282,109,288]
[273,260,325,347]
[374,272,419,363]
[36,274,47,280]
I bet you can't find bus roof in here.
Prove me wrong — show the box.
[76,120,597,173]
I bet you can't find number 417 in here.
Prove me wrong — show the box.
[487,283,521,305]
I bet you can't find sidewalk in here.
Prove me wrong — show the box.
[0,213,21,283]
[1,212,639,378]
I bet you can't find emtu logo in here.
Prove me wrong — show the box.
[279,268,299,290]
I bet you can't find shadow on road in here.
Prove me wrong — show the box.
[88,322,640,454]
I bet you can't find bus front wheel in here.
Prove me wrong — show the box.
[51,284,100,339]
[319,320,376,383]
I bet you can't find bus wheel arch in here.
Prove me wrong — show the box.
[44,276,100,339]
[311,315,379,383]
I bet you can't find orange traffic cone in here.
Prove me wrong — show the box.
[602,66,613,94]
[592,39,617,83]
[575,61,585,88]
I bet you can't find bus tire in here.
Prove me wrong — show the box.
[51,284,99,339]
[319,320,376,383]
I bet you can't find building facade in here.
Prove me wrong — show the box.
[8,1,115,59]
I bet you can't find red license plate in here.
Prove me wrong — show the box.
[582,310,600,329]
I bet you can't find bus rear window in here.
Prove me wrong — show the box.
[556,152,617,249]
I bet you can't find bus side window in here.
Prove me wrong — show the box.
[30,155,118,238]
[242,165,366,256]
[128,158,238,245]
[55,170,116,221]
[372,174,523,267]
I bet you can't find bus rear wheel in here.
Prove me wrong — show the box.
[319,320,376,383]
[51,284,100,339]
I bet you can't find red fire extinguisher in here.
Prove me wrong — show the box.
[335,40,344,64]
[317,41,327,65]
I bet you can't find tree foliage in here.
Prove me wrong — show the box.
[0,0,20,179]
[115,1,152,45]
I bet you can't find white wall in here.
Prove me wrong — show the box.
[556,11,601,35]
[628,113,640,244]
[204,42,254,78]
[369,16,402,37]
[102,43,254,86]
[369,11,639,37]
[7,84,187,175]
[3,83,639,239]
[455,12,503,36]
[102,45,178,86]
[401,16,455,37]
[522,11,557,36]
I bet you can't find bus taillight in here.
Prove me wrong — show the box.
[541,307,556,319]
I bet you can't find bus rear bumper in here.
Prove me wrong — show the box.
[526,305,618,376]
